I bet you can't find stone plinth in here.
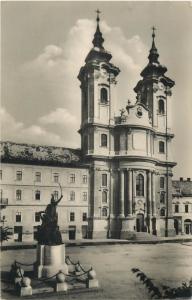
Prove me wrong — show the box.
[34,244,68,279]
[121,217,136,239]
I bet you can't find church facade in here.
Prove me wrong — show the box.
[78,14,176,238]
[0,14,177,241]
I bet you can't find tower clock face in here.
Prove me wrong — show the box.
[158,82,164,90]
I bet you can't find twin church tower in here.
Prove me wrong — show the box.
[78,12,176,238]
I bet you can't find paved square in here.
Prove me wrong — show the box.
[1,243,192,299]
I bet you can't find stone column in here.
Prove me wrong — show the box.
[147,171,152,215]
[152,172,156,216]
[109,170,114,218]
[128,169,133,216]
[119,170,125,218]
[147,171,152,233]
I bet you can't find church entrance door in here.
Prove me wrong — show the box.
[136,214,144,232]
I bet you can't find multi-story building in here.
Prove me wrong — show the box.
[0,142,89,242]
[172,178,192,235]
[0,13,178,241]
[78,14,176,238]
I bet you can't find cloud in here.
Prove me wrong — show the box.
[0,107,78,147]
[39,108,77,126]
[2,18,147,149]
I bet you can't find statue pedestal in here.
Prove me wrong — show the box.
[34,244,68,279]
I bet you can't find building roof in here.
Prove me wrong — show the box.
[0,141,89,168]
[172,179,192,197]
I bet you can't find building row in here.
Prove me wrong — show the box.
[1,14,191,241]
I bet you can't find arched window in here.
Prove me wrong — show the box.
[102,191,107,203]
[100,88,108,104]
[16,189,22,200]
[70,191,75,201]
[160,191,165,203]
[159,141,165,153]
[158,99,165,114]
[53,190,59,200]
[102,207,108,217]
[160,208,165,217]
[136,174,144,196]
[101,134,107,147]
[35,190,41,200]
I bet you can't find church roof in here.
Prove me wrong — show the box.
[0,141,88,168]
[172,179,192,197]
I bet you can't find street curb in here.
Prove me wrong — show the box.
[1,238,192,251]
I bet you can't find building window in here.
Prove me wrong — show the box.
[70,191,75,201]
[100,87,108,104]
[159,141,165,153]
[158,99,165,114]
[136,174,144,196]
[35,190,41,200]
[160,208,165,217]
[160,177,165,189]
[102,207,108,217]
[35,212,40,222]
[0,170,2,180]
[53,190,59,200]
[102,174,107,187]
[70,174,75,183]
[70,212,75,222]
[53,173,59,183]
[185,205,189,213]
[82,212,87,221]
[82,192,87,201]
[101,134,107,147]
[35,172,41,182]
[82,175,87,184]
[160,191,165,203]
[16,189,22,201]
[16,212,21,222]
[175,204,179,213]
[16,171,22,181]
[102,191,107,203]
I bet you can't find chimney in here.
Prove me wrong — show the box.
[187,178,191,182]
[180,177,183,181]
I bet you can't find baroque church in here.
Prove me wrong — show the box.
[0,13,177,242]
[78,12,176,238]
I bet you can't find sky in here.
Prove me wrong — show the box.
[1,1,192,179]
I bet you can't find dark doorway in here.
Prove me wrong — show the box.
[184,219,192,235]
[33,226,38,240]
[69,226,76,240]
[152,218,157,235]
[82,225,88,239]
[136,214,144,232]
[14,226,22,242]
[174,219,179,235]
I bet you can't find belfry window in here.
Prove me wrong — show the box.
[102,207,108,217]
[100,87,108,104]
[158,99,165,114]
[159,141,165,153]
[160,208,165,217]
[102,191,107,203]
[101,134,107,147]
[136,174,144,196]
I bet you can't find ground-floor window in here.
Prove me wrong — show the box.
[14,226,22,242]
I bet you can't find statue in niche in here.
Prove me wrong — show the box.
[36,184,63,245]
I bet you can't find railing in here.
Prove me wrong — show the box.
[0,198,8,207]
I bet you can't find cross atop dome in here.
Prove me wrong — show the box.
[148,25,159,64]
[92,9,104,49]
[96,9,101,23]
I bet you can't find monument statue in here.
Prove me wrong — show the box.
[36,185,63,245]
